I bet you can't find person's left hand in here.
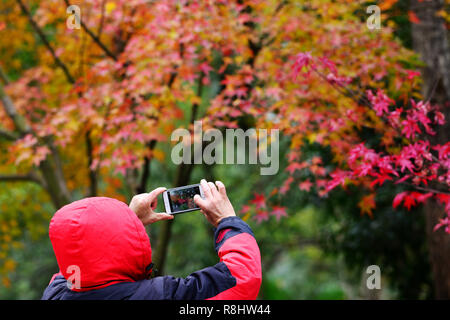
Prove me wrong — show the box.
[129,187,174,226]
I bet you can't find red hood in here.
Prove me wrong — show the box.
[49,197,152,292]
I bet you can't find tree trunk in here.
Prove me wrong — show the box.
[152,73,204,275]
[152,161,195,275]
[39,156,72,209]
[151,0,267,274]
[411,0,450,299]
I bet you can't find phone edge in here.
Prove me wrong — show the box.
[162,190,172,214]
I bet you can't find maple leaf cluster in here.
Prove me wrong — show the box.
[1,0,448,233]
[286,53,450,233]
[241,193,287,224]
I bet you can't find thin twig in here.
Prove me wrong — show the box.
[425,74,441,103]
[0,65,10,85]
[0,81,32,134]
[404,182,450,196]
[16,0,76,84]
[63,0,118,61]
[312,68,372,108]
[97,0,106,37]
[0,172,44,186]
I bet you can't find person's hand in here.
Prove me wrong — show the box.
[194,179,236,227]
[129,187,174,226]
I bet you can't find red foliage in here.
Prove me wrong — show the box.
[288,53,450,233]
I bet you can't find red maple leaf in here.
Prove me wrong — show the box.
[404,195,417,210]
[286,162,305,174]
[393,192,408,209]
[408,11,420,24]
[271,206,287,221]
[250,193,266,209]
[370,174,393,187]
[279,177,294,195]
[393,191,433,211]
[292,52,313,79]
[254,210,269,224]
[240,205,251,214]
[299,180,313,192]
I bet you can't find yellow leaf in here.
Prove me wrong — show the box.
[190,95,201,105]
[106,2,116,14]
[437,10,448,19]
[307,133,317,144]
[152,149,165,162]
[242,212,250,222]
[234,55,244,65]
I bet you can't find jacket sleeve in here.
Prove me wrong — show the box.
[139,216,261,300]
[207,216,262,300]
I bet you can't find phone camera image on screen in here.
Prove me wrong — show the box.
[169,186,201,213]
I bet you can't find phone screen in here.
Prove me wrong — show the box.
[168,185,201,213]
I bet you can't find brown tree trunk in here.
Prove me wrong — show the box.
[411,0,450,299]
[39,156,72,209]
[152,161,195,275]
[151,77,202,275]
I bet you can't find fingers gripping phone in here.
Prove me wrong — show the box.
[163,184,204,215]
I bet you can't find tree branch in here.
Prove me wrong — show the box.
[97,0,106,37]
[16,0,76,84]
[0,171,44,186]
[85,129,98,196]
[136,139,157,194]
[404,182,450,196]
[0,65,10,85]
[16,1,104,196]
[63,0,118,61]
[1,3,76,207]
[0,81,31,134]
[153,70,204,275]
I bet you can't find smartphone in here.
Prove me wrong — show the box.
[163,184,204,215]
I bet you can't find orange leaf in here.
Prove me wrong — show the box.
[380,0,398,11]
[358,194,376,218]
[408,11,420,24]
[152,149,165,162]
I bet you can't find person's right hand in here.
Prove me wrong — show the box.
[194,179,236,227]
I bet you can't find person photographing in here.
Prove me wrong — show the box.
[42,179,262,300]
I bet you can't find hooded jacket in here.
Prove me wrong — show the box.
[41,197,261,300]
